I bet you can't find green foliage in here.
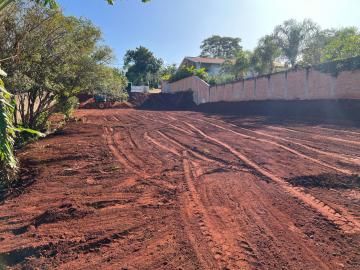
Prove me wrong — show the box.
[314,56,360,77]
[0,76,43,184]
[301,29,334,65]
[124,46,163,88]
[274,19,320,66]
[200,35,242,59]
[321,27,360,62]
[161,64,177,81]
[207,74,236,86]
[0,0,150,11]
[57,95,79,120]
[220,51,250,79]
[169,66,208,83]
[251,35,281,74]
[1,2,127,129]
[0,78,17,183]
[0,0,144,186]
[87,66,128,100]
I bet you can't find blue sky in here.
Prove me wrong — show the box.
[58,0,360,66]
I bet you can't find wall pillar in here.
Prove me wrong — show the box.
[284,71,288,99]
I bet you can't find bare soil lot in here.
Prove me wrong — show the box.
[0,107,360,269]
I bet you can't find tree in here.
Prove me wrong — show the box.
[249,48,265,76]
[0,0,150,11]
[124,46,163,87]
[252,35,281,74]
[85,66,128,100]
[200,35,242,59]
[274,19,320,66]
[0,0,144,184]
[1,2,127,129]
[221,50,250,79]
[321,27,360,62]
[302,29,334,65]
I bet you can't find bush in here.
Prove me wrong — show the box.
[57,95,79,120]
[169,66,208,83]
[207,74,236,85]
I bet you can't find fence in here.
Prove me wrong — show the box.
[163,60,360,105]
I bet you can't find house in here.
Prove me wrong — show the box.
[179,57,225,75]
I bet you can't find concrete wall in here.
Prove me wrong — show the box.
[165,67,360,104]
[163,76,210,105]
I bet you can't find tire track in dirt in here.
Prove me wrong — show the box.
[112,130,146,171]
[144,132,181,157]
[146,128,228,168]
[195,118,355,174]
[222,185,331,270]
[103,126,144,176]
[157,129,250,174]
[193,117,360,169]
[136,112,222,165]
[268,126,360,146]
[251,125,360,167]
[317,126,360,136]
[140,113,196,136]
[182,151,254,270]
[184,121,360,234]
[156,130,221,165]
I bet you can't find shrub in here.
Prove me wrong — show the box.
[207,74,236,86]
[169,66,208,83]
[57,94,79,120]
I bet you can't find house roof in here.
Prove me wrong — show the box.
[183,57,226,65]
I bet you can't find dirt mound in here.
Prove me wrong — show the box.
[79,99,133,109]
[287,174,360,189]
[112,101,133,108]
[137,91,196,110]
[128,92,150,107]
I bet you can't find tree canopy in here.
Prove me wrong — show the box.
[200,35,242,59]
[0,1,127,129]
[273,19,320,66]
[321,27,360,62]
[124,46,163,87]
[251,35,281,74]
[0,0,151,11]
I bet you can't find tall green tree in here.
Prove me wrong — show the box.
[274,19,320,66]
[124,46,163,87]
[200,35,242,59]
[302,29,334,65]
[251,35,281,74]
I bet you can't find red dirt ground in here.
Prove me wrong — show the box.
[1,108,360,270]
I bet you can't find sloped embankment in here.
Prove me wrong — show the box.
[130,91,196,110]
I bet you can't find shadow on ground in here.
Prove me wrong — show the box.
[286,173,360,189]
[195,100,360,128]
